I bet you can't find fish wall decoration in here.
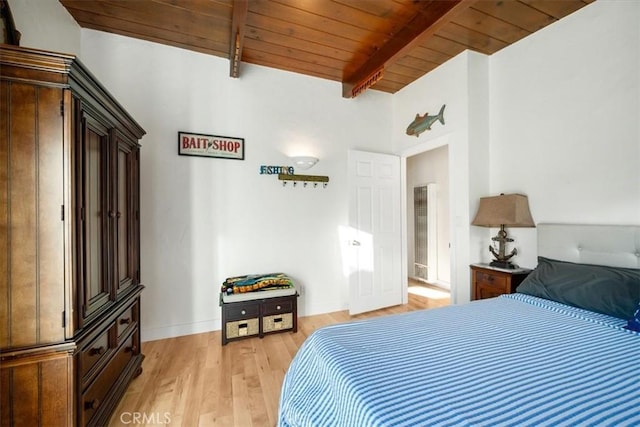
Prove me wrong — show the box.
[406,104,446,137]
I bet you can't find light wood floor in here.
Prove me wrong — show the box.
[108,284,450,426]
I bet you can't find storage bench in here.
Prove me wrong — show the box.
[220,288,298,345]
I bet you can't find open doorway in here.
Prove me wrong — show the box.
[406,145,451,303]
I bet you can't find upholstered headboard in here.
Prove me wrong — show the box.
[538,223,640,269]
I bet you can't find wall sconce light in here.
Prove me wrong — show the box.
[290,156,318,170]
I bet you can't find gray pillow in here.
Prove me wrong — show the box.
[517,257,640,319]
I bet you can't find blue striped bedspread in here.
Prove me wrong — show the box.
[278,294,640,427]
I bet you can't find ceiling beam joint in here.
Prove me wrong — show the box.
[342,0,473,98]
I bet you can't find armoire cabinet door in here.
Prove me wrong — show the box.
[0,82,67,347]
[113,134,139,297]
[77,108,111,326]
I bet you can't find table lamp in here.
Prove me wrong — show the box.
[471,193,535,269]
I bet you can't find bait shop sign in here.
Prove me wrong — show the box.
[178,131,244,160]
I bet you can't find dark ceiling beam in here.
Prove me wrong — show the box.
[342,0,472,98]
[229,0,248,78]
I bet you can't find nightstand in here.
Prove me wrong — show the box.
[470,263,532,300]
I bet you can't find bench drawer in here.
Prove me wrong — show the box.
[226,318,259,339]
[225,302,260,320]
[262,299,293,316]
[263,313,293,333]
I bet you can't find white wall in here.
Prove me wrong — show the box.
[489,0,640,268]
[78,30,393,341]
[8,0,80,55]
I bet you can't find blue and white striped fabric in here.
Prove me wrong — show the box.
[278,294,639,427]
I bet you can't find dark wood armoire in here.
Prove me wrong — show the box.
[1,45,146,426]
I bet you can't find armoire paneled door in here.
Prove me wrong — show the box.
[1,45,146,427]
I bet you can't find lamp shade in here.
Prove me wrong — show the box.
[471,193,535,228]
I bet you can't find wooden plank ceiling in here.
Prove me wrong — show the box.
[59,0,594,98]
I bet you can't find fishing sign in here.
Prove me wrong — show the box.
[178,131,245,160]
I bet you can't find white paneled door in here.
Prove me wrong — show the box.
[348,150,402,315]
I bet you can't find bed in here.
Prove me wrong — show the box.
[277,224,640,427]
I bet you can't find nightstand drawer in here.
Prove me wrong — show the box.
[471,264,531,300]
[475,271,507,289]
[476,283,507,300]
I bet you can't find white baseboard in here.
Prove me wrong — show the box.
[140,301,343,342]
[409,276,450,291]
[431,280,450,290]
[141,318,221,342]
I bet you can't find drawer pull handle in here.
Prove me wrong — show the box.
[126,345,138,353]
[120,317,131,325]
[273,317,283,330]
[241,309,246,315]
[85,399,100,410]
[108,210,116,218]
[276,305,281,310]
[89,346,105,356]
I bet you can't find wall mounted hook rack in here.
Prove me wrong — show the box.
[278,173,329,188]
